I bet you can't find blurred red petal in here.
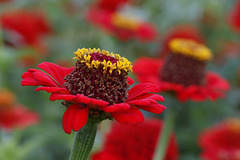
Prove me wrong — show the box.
[111,107,144,124]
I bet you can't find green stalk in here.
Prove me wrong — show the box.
[69,119,98,160]
[152,109,175,160]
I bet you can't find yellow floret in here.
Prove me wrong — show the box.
[111,13,141,30]
[169,38,212,61]
[73,48,133,74]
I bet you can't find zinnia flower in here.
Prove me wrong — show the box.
[228,0,240,32]
[133,38,229,102]
[91,119,179,160]
[86,7,157,42]
[21,48,166,134]
[0,89,39,130]
[96,0,129,12]
[0,10,51,50]
[160,25,204,57]
[199,119,240,160]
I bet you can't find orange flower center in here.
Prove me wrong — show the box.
[0,90,15,110]
[111,13,141,30]
[226,118,240,133]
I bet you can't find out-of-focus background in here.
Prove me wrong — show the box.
[0,0,240,160]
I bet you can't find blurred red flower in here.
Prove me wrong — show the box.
[0,10,51,50]
[133,39,229,102]
[160,25,204,57]
[21,48,166,134]
[91,119,179,160]
[86,8,157,42]
[96,0,129,12]
[199,119,240,160]
[0,0,11,3]
[0,90,39,130]
[228,0,240,32]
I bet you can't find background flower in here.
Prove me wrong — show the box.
[0,9,51,50]
[0,90,39,130]
[91,119,179,160]
[228,0,240,32]
[199,119,240,160]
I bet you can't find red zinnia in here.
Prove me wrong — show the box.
[134,39,229,102]
[199,119,240,160]
[91,119,179,160]
[0,10,51,50]
[86,7,157,42]
[96,0,129,12]
[160,25,204,57]
[228,0,240,32]
[0,89,39,130]
[21,48,166,134]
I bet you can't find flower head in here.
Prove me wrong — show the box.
[228,0,240,32]
[91,119,179,160]
[133,38,229,102]
[21,48,166,134]
[0,10,51,50]
[96,0,129,12]
[86,7,157,42]
[0,89,39,130]
[199,119,240,160]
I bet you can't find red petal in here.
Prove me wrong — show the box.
[111,107,144,124]
[72,106,89,132]
[133,58,163,78]
[206,72,230,91]
[21,69,41,86]
[49,93,109,106]
[37,62,73,86]
[127,77,134,85]
[128,83,160,100]
[62,104,89,134]
[103,103,130,112]
[136,22,157,42]
[33,71,59,87]
[76,94,109,106]
[137,103,166,114]
[126,93,164,103]
[35,87,69,94]
[49,93,76,101]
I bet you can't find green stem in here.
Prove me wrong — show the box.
[152,109,175,160]
[69,119,98,160]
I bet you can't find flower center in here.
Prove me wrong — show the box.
[226,119,240,133]
[0,90,15,110]
[160,38,212,86]
[111,13,141,30]
[64,48,132,105]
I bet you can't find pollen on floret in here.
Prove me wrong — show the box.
[73,48,133,74]
[169,38,212,61]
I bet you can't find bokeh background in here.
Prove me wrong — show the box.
[0,0,240,160]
